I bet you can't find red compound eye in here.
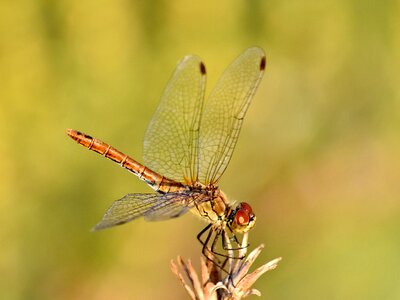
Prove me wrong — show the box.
[235,209,250,226]
[240,202,253,215]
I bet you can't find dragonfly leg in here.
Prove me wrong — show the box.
[219,230,246,260]
[222,225,249,254]
[204,229,245,260]
[198,225,233,274]
[207,229,232,275]
[197,224,246,272]
[197,224,222,265]
[197,223,212,244]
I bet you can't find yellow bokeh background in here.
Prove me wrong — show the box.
[1,0,399,299]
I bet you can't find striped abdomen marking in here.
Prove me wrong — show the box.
[66,129,184,193]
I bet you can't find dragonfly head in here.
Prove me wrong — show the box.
[229,202,256,233]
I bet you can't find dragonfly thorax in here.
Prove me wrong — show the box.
[192,188,229,224]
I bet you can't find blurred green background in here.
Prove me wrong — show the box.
[1,0,399,299]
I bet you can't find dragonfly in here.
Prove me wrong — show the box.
[67,47,266,264]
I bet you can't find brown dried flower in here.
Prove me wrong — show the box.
[171,233,281,300]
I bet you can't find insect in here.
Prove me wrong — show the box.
[67,47,266,264]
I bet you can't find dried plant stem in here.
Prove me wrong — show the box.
[171,233,281,299]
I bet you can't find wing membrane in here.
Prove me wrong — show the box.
[143,55,206,184]
[93,192,200,230]
[198,47,266,184]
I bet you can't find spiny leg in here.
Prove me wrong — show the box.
[197,223,212,245]
[222,224,249,253]
[197,224,222,266]
[218,232,231,272]
[220,229,247,260]
[197,225,234,274]
[197,225,248,273]
[209,230,233,275]
[200,226,247,260]
[207,230,243,260]
[222,231,236,287]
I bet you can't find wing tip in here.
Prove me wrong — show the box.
[91,218,132,231]
[91,223,104,232]
[244,47,267,71]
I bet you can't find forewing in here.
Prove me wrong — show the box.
[143,55,206,183]
[198,47,266,184]
[93,192,198,230]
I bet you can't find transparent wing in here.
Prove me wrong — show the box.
[93,192,201,230]
[143,55,206,184]
[198,47,266,184]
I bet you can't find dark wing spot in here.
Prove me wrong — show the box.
[200,62,206,75]
[260,56,266,71]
